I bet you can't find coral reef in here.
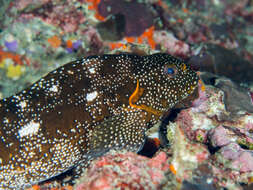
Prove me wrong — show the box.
[163,76,253,189]
[75,151,169,190]
[0,0,252,189]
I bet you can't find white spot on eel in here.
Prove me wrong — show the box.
[18,121,40,137]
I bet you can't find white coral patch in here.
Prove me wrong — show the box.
[86,91,98,102]
[18,121,40,137]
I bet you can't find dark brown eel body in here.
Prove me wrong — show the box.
[0,53,198,189]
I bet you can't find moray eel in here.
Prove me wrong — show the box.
[0,53,198,189]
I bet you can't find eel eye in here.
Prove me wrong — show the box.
[166,68,174,74]
[163,65,177,78]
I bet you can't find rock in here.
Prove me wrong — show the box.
[189,44,253,84]
[218,143,253,173]
[208,125,231,147]
[214,77,253,115]
[97,14,125,41]
[164,78,253,189]
[97,0,155,37]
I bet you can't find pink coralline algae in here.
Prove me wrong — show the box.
[81,26,104,55]
[75,151,170,190]
[19,1,86,33]
[250,91,253,105]
[208,125,253,173]
[208,125,231,147]
[219,143,253,173]
[153,30,190,58]
[13,0,51,11]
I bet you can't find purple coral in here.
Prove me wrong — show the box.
[72,40,82,49]
[5,40,18,52]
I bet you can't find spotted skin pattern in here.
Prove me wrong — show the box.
[0,53,198,189]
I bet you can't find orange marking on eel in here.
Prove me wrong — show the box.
[181,63,187,71]
[129,80,162,116]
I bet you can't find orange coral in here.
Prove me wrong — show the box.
[108,26,156,50]
[47,35,62,48]
[63,186,73,190]
[28,185,40,190]
[108,42,125,50]
[86,0,105,21]
[153,138,161,147]
[198,77,206,92]
[141,26,156,49]
[125,37,135,43]
[0,49,29,66]
[66,40,73,48]
[169,164,177,175]
[156,0,168,9]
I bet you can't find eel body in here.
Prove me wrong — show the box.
[0,53,198,189]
